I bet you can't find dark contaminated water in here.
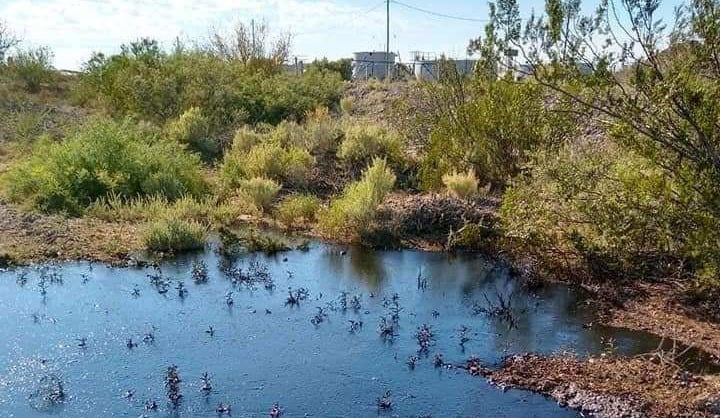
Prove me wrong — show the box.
[0,244,714,417]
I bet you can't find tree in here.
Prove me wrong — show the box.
[472,0,720,216]
[206,19,291,68]
[0,20,19,63]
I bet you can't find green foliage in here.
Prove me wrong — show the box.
[3,118,206,215]
[218,227,289,255]
[442,170,479,200]
[11,47,54,93]
[447,222,491,251]
[500,143,720,280]
[164,107,218,160]
[418,76,566,190]
[340,97,355,116]
[79,40,343,129]
[307,58,353,81]
[275,194,321,227]
[221,140,314,190]
[236,177,281,211]
[338,124,405,176]
[144,217,207,253]
[319,158,396,236]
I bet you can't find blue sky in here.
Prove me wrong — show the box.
[1,0,685,70]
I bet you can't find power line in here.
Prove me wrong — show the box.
[390,0,489,23]
[294,1,386,37]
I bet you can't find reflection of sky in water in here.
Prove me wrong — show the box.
[0,244,713,417]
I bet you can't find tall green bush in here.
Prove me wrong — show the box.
[338,124,405,176]
[12,46,54,93]
[3,118,206,215]
[164,107,218,160]
[319,158,396,236]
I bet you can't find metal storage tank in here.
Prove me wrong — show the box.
[413,60,439,81]
[352,51,397,80]
[453,59,477,77]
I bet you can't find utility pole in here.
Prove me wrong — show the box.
[386,0,391,79]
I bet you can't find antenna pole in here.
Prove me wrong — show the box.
[386,0,391,79]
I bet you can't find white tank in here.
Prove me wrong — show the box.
[352,51,396,80]
[413,60,439,81]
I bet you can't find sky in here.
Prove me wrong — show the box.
[1,0,685,70]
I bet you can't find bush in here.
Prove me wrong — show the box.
[221,140,314,190]
[144,217,207,252]
[3,118,206,215]
[79,40,343,129]
[11,47,54,93]
[275,194,321,227]
[442,170,479,200]
[164,107,218,160]
[319,158,396,236]
[500,142,720,280]
[236,177,280,211]
[340,97,355,116]
[338,124,405,176]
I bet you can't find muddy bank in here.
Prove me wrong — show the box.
[473,353,720,418]
[0,199,142,266]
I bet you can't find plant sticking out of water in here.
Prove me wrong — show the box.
[269,402,283,417]
[81,273,90,284]
[126,338,138,349]
[417,268,428,291]
[206,326,215,336]
[122,389,135,399]
[348,320,363,333]
[76,337,87,349]
[464,356,488,377]
[285,287,310,306]
[191,260,209,284]
[39,263,63,284]
[145,400,158,411]
[165,365,182,407]
[416,324,434,355]
[29,374,65,411]
[378,316,397,340]
[16,271,28,286]
[143,331,155,343]
[147,266,170,294]
[338,291,348,311]
[472,291,518,330]
[458,326,470,348]
[216,402,232,415]
[131,286,141,297]
[200,372,212,394]
[223,260,274,290]
[350,295,362,312]
[377,390,392,410]
[310,306,328,326]
[176,281,188,298]
[225,291,234,306]
[433,353,445,368]
[383,293,403,323]
[407,355,419,370]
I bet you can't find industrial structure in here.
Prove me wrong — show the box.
[350,51,478,81]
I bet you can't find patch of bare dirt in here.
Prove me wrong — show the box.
[474,353,720,418]
[0,199,143,266]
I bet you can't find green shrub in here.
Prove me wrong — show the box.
[3,118,206,215]
[144,217,207,253]
[319,158,396,236]
[236,177,280,211]
[338,124,405,175]
[340,97,355,116]
[271,110,342,156]
[164,107,218,160]
[442,170,479,200]
[500,142,720,280]
[275,194,321,227]
[218,227,289,256]
[221,140,314,190]
[12,47,54,93]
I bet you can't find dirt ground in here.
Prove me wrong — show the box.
[0,199,143,266]
[469,353,720,418]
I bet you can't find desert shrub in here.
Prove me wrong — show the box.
[275,194,321,227]
[230,127,265,153]
[144,217,207,252]
[236,177,280,211]
[319,158,395,236]
[79,40,343,129]
[3,118,206,215]
[218,227,289,256]
[271,110,342,156]
[442,170,479,200]
[164,107,218,160]
[340,97,355,116]
[338,124,405,176]
[500,142,720,281]
[11,46,54,93]
[306,58,352,81]
[417,76,570,190]
[221,140,314,190]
